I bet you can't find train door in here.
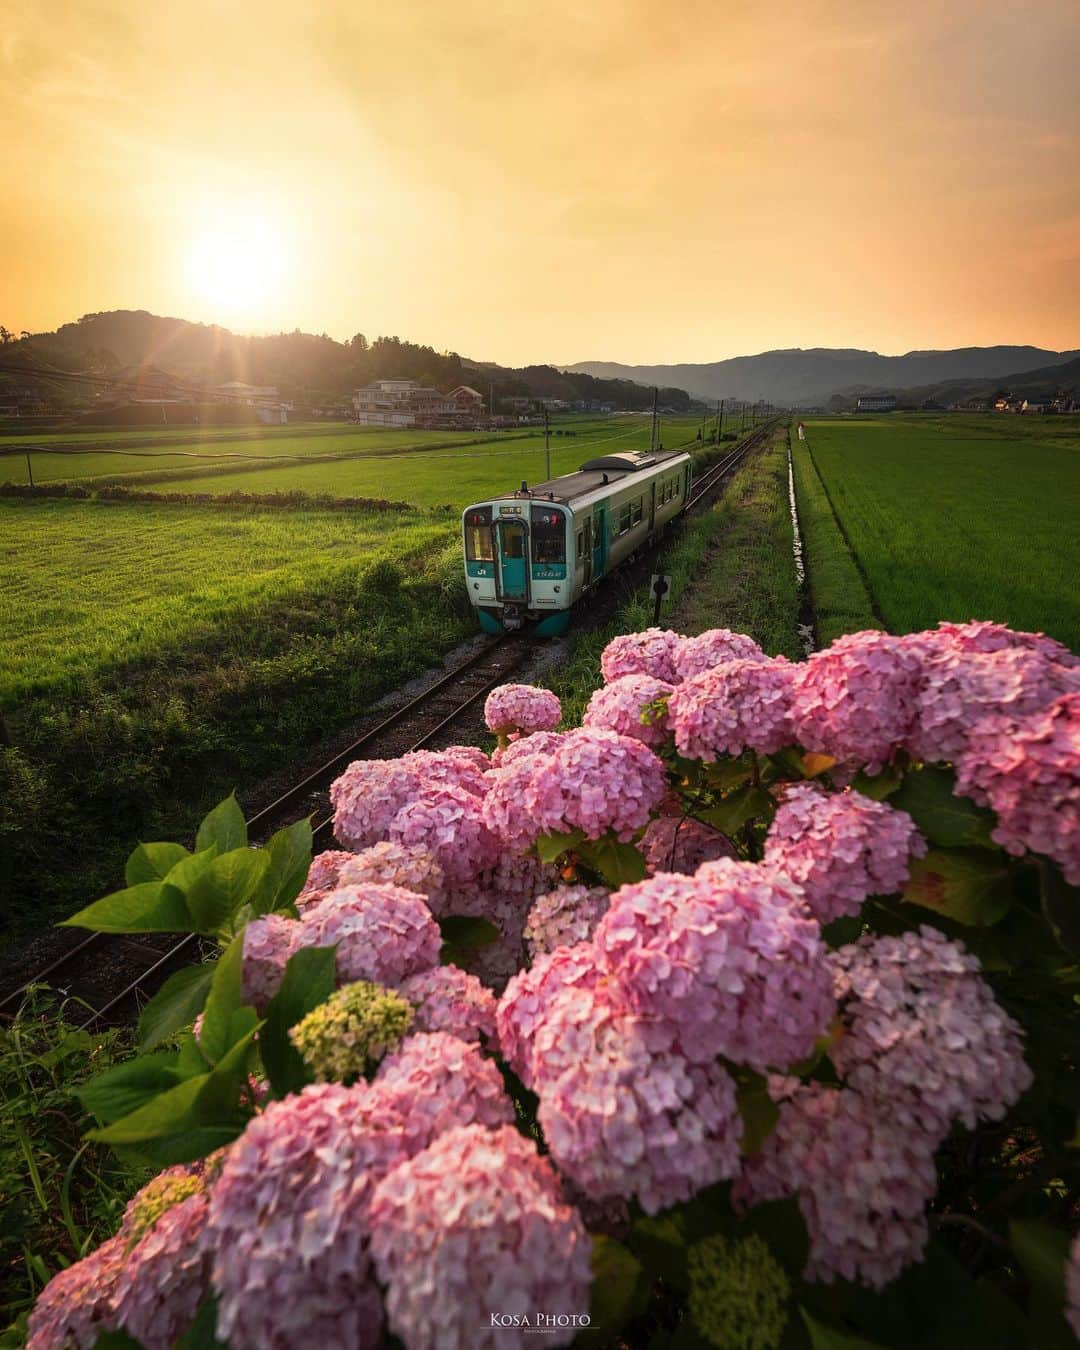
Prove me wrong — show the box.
[593,505,608,578]
[495,518,529,601]
[581,517,593,586]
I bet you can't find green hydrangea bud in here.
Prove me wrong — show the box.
[687,1233,790,1350]
[289,980,413,1084]
[123,1172,204,1249]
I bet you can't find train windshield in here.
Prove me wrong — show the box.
[464,507,494,561]
[530,506,565,564]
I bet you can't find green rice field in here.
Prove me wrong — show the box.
[799,414,1080,651]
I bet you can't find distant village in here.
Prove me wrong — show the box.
[850,391,1078,414]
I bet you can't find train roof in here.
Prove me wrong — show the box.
[492,447,689,506]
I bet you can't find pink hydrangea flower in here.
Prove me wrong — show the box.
[790,630,924,773]
[27,1235,126,1350]
[371,1032,513,1154]
[594,861,833,1072]
[484,683,562,734]
[673,628,767,681]
[207,1083,408,1350]
[538,998,743,1215]
[241,912,299,1013]
[483,727,667,848]
[398,965,499,1046]
[736,1079,939,1289]
[764,783,927,923]
[388,783,501,885]
[524,885,611,958]
[583,673,675,747]
[330,749,488,850]
[497,943,605,1088]
[114,1195,211,1350]
[369,1124,592,1350]
[297,884,441,986]
[601,627,682,684]
[904,642,1080,764]
[668,657,796,759]
[916,620,1079,666]
[335,840,445,903]
[639,814,737,876]
[956,692,1080,882]
[490,729,565,767]
[829,926,1032,1133]
[296,849,356,911]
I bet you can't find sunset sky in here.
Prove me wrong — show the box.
[2,0,1078,365]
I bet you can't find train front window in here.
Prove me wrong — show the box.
[465,508,494,561]
[530,507,566,565]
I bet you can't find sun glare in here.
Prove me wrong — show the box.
[185,213,288,320]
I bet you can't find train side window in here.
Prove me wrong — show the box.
[618,503,632,534]
[576,530,584,556]
[631,497,643,525]
[465,524,494,561]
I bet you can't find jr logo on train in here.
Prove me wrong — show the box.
[462,449,692,635]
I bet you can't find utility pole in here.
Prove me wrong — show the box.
[650,387,658,453]
[717,399,724,442]
[543,406,551,480]
[25,452,33,486]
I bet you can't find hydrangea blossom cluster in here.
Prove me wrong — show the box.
[600,626,681,683]
[639,814,736,876]
[113,1193,212,1350]
[369,1124,592,1350]
[483,682,562,735]
[490,728,565,768]
[582,673,674,746]
[330,748,488,850]
[338,840,446,903]
[829,926,1032,1133]
[592,861,834,1072]
[26,1235,127,1350]
[296,849,357,911]
[398,964,499,1045]
[523,884,610,957]
[387,783,501,885]
[668,657,795,759]
[298,883,442,986]
[289,980,414,1083]
[673,627,767,681]
[736,1079,939,1288]
[497,943,603,1088]
[917,619,1079,665]
[240,912,298,1012]
[956,691,1080,882]
[686,1233,791,1350]
[120,1166,204,1247]
[791,630,925,772]
[483,727,666,847]
[764,783,927,923]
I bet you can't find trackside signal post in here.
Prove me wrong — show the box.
[651,573,671,625]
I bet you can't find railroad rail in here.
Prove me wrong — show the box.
[0,419,776,1027]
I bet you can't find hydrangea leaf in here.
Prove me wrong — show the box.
[630,1214,689,1291]
[438,915,500,949]
[61,880,194,934]
[1009,1219,1074,1348]
[175,1296,227,1349]
[78,1051,186,1124]
[1038,860,1080,956]
[700,784,775,836]
[253,816,314,915]
[586,1236,645,1342]
[197,933,251,1065]
[195,792,247,855]
[125,841,189,887]
[800,1308,886,1349]
[137,961,217,1053]
[850,762,904,799]
[260,945,338,1097]
[888,766,997,848]
[536,828,587,864]
[736,1074,780,1156]
[182,848,271,934]
[902,847,1011,926]
[578,836,647,887]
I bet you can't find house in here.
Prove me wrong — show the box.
[1021,397,1046,414]
[448,385,485,414]
[505,396,533,412]
[352,378,484,428]
[214,381,279,403]
[854,394,897,413]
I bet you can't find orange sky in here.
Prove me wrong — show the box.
[2,0,1078,365]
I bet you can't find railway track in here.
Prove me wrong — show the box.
[0,419,775,1028]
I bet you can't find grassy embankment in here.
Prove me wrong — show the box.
[803,415,1080,651]
[549,422,800,724]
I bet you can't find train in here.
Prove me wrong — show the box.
[462,447,692,635]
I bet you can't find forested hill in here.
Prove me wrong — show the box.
[565,345,1079,406]
[0,311,696,410]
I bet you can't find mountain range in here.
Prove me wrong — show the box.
[563,346,1080,407]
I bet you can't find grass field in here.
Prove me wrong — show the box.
[800,414,1080,651]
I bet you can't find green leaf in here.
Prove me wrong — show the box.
[631,1213,688,1290]
[736,1073,780,1155]
[703,757,755,791]
[176,1297,227,1349]
[183,848,270,934]
[578,836,648,887]
[902,847,1011,925]
[438,915,500,949]
[125,841,189,887]
[850,762,903,799]
[155,848,221,931]
[197,933,248,1065]
[1010,1219,1074,1347]
[700,784,775,836]
[888,766,997,848]
[255,817,314,915]
[137,961,217,1052]
[196,793,247,855]
[62,881,193,933]
[741,1196,809,1282]
[800,1309,886,1349]
[535,827,586,863]
[92,1332,144,1350]
[78,1052,186,1123]
[586,1236,644,1340]
[1038,860,1080,955]
[260,945,338,1097]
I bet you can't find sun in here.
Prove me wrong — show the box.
[185,213,288,320]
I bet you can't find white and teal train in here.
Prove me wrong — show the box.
[462,448,692,636]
